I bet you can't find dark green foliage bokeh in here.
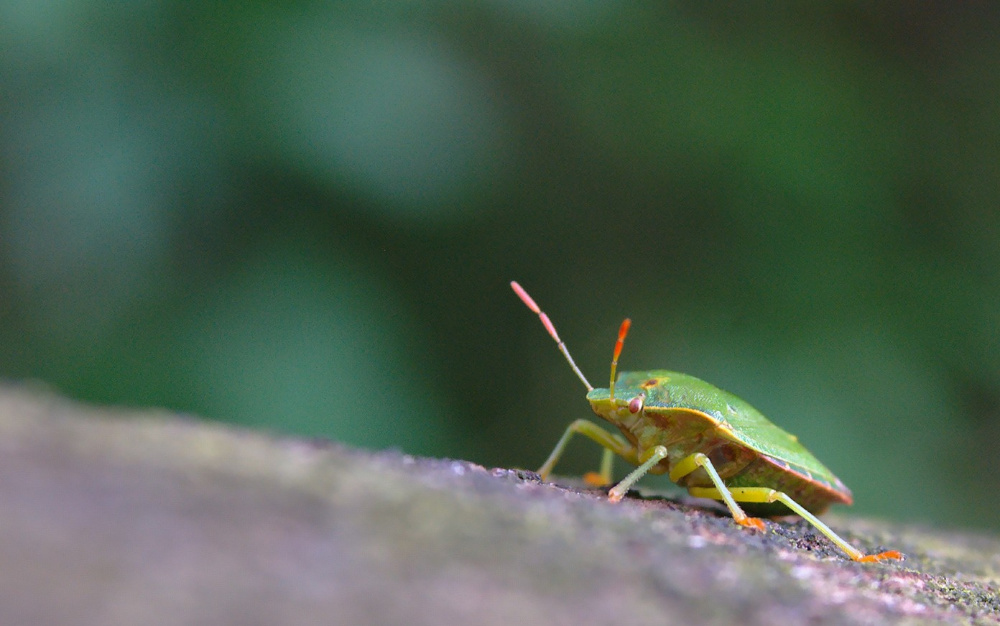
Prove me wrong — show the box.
[2,3,999,530]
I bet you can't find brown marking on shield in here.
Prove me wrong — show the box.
[705,442,757,478]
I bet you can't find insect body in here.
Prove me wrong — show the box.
[511,281,901,563]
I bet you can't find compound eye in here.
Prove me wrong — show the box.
[628,394,644,414]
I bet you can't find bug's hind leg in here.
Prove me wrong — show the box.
[537,419,636,483]
[689,484,904,563]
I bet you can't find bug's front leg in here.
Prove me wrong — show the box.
[606,445,668,502]
[537,419,636,484]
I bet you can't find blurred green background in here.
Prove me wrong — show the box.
[2,3,999,531]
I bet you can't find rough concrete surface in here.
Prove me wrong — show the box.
[0,384,997,625]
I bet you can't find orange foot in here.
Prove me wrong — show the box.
[736,516,766,531]
[582,472,610,488]
[858,550,904,563]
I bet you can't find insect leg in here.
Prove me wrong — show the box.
[587,448,616,487]
[689,486,904,562]
[670,453,766,531]
[537,419,636,482]
[607,445,668,502]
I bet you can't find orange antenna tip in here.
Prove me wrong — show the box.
[510,280,593,391]
[538,312,561,343]
[510,281,540,313]
[609,318,632,400]
[615,319,631,352]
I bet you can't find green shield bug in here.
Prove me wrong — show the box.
[511,281,902,563]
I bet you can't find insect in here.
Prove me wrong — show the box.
[511,281,901,563]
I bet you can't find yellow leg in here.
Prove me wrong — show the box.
[689,485,903,563]
[669,453,765,531]
[537,419,636,482]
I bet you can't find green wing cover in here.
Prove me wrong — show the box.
[614,370,840,484]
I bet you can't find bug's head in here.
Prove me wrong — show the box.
[585,382,647,427]
[511,281,642,417]
[576,316,648,425]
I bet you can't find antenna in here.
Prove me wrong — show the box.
[510,281,593,391]
[608,318,631,400]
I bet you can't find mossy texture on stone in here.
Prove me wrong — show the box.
[0,384,996,625]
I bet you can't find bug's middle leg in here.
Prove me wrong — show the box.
[669,453,766,531]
